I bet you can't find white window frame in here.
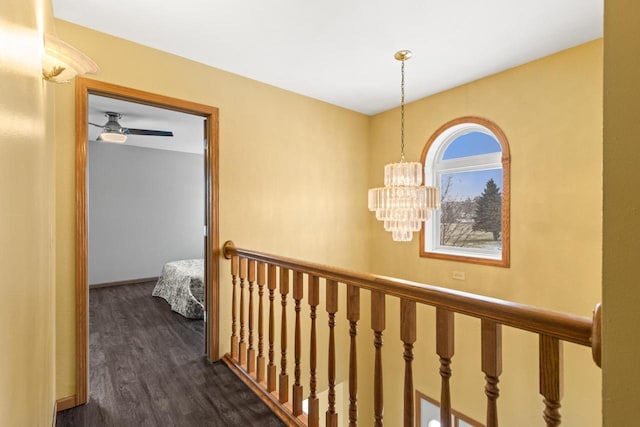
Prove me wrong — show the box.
[422,119,509,266]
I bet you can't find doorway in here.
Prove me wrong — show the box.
[74,78,219,406]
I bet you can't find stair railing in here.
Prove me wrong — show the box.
[222,241,602,427]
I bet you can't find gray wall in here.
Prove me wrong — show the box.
[88,141,204,285]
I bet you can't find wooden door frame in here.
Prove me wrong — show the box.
[73,78,220,407]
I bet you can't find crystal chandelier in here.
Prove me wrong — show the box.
[368,50,440,242]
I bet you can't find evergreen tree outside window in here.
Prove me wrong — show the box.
[473,178,502,241]
[420,117,510,267]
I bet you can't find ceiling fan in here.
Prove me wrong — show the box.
[89,112,174,143]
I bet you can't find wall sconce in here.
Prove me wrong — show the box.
[42,33,98,83]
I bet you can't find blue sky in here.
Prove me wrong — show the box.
[442,132,501,160]
[441,169,502,199]
[440,132,502,199]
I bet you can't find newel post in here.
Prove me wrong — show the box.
[591,303,602,368]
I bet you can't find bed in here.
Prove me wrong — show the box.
[152,259,204,319]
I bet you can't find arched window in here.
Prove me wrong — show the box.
[420,117,510,267]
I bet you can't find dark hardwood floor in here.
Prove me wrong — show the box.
[57,281,285,427]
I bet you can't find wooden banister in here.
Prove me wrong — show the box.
[539,335,563,426]
[279,267,290,404]
[436,308,455,427]
[481,320,502,427]
[326,279,339,427]
[248,260,256,373]
[223,243,592,347]
[257,262,266,382]
[230,255,239,360]
[371,291,386,427]
[347,285,360,427]
[293,271,304,416]
[267,264,277,393]
[401,299,416,427]
[239,258,247,367]
[308,275,320,427]
[221,242,601,427]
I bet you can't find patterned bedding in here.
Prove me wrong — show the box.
[152,259,204,319]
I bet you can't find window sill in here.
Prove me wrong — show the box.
[420,248,510,268]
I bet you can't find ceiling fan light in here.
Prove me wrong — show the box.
[98,132,127,143]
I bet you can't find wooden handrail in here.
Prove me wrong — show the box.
[222,241,602,427]
[223,242,594,348]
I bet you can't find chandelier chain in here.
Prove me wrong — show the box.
[400,59,406,162]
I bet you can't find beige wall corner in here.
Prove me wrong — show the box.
[0,0,57,425]
[603,0,640,425]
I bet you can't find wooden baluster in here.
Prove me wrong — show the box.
[401,299,416,427]
[230,255,239,360]
[539,335,563,427]
[326,279,339,427]
[308,275,320,427]
[347,285,360,427]
[371,291,386,427]
[247,260,257,373]
[481,320,502,427]
[292,271,304,416]
[239,258,248,367]
[436,308,454,427]
[279,268,290,404]
[267,264,277,392]
[256,262,267,383]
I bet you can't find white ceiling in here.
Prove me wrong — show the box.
[55,0,603,115]
[88,94,205,154]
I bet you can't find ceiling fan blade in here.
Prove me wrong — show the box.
[88,122,106,128]
[123,128,174,137]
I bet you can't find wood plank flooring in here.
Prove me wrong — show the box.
[57,281,285,427]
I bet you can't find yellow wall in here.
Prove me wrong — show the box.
[367,41,603,425]
[53,19,371,399]
[0,0,56,425]
[602,0,640,424]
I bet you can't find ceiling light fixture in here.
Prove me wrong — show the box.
[97,132,127,143]
[42,33,98,83]
[90,111,174,144]
[368,50,440,242]
[94,112,126,143]
[95,112,127,143]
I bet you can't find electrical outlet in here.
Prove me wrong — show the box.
[452,271,466,280]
